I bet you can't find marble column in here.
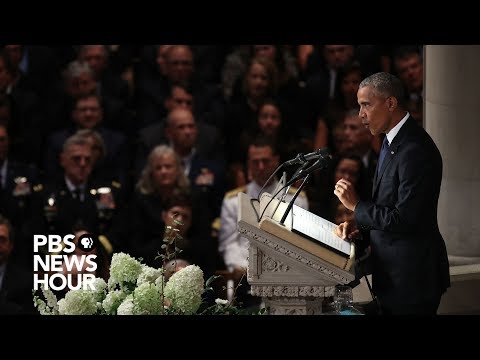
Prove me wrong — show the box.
[425,45,480,265]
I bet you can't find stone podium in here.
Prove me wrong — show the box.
[237,192,355,315]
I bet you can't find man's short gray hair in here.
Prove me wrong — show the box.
[359,72,406,108]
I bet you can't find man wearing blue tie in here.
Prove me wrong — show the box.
[333,72,450,315]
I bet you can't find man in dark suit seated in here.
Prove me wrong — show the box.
[334,72,450,315]
[3,45,59,104]
[0,215,37,314]
[135,93,225,176]
[44,93,128,186]
[136,45,224,130]
[77,45,130,105]
[0,122,42,269]
[0,50,43,167]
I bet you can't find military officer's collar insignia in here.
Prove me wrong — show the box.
[33,184,43,192]
[90,187,112,196]
[111,181,121,189]
[93,187,116,210]
[13,177,31,196]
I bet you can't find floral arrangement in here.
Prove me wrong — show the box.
[34,252,242,315]
[33,222,266,315]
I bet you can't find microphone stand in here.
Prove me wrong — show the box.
[279,172,312,226]
[271,161,309,221]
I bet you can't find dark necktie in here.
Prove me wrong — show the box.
[73,188,83,202]
[377,136,390,175]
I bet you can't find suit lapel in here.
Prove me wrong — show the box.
[5,163,15,192]
[372,116,416,198]
[374,145,395,189]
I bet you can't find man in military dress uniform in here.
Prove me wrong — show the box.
[32,132,124,254]
[219,137,309,307]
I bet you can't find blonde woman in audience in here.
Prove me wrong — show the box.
[129,145,190,266]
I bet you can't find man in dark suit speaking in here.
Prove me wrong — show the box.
[333,72,450,315]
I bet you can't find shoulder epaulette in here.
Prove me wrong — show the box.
[33,184,43,192]
[211,217,221,231]
[98,235,113,255]
[111,181,121,189]
[225,186,247,199]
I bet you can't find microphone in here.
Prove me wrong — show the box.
[283,148,330,166]
[286,154,332,186]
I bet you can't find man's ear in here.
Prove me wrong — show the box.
[389,97,398,111]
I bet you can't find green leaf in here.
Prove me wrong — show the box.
[205,275,222,288]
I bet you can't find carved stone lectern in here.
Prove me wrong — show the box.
[237,192,355,315]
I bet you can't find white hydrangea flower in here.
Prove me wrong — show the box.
[56,298,66,313]
[34,298,57,315]
[108,253,142,290]
[102,290,128,315]
[215,298,229,305]
[137,265,163,286]
[117,295,135,315]
[164,265,204,314]
[58,290,98,315]
[133,283,163,315]
[90,278,107,303]
[44,288,58,309]
[37,285,59,313]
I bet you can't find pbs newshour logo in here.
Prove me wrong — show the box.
[79,235,95,251]
[33,234,99,291]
